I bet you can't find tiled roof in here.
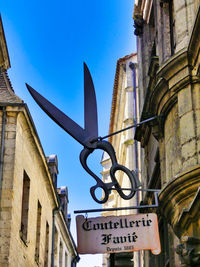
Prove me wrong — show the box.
[0,71,22,103]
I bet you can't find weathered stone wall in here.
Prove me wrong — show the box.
[134,1,200,266]
[135,0,200,196]
[0,106,77,267]
[0,107,56,266]
[54,215,74,267]
[0,108,17,266]
[137,0,198,102]
[174,0,195,52]
[152,49,200,187]
[101,54,140,266]
[157,51,200,237]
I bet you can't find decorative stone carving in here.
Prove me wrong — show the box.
[133,15,144,36]
[176,237,200,267]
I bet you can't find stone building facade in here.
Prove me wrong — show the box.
[101,53,142,267]
[0,16,78,267]
[133,1,200,266]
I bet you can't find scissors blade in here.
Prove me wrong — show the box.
[84,63,98,139]
[26,83,88,146]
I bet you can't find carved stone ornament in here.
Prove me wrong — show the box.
[133,14,144,36]
[176,237,200,267]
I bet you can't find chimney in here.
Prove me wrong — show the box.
[46,155,58,189]
[57,186,70,227]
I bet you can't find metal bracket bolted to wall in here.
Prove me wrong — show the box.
[97,116,159,141]
[74,189,160,214]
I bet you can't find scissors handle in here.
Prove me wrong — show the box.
[80,140,141,204]
[97,141,139,200]
[80,146,111,204]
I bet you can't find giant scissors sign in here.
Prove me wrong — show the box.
[26,63,141,204]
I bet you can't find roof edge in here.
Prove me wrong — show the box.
[108,53,137,142]
[0,14,11,70]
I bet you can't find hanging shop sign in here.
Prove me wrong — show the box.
[76,213,161,255]
[27,63,158,206]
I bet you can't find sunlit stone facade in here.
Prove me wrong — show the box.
[101,53,142,267]
[134,1,200,266]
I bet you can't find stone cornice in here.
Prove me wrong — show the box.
[157,49,189,80]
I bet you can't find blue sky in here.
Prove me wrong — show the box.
[1,1,136,266]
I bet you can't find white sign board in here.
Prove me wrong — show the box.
[76,213,161,255]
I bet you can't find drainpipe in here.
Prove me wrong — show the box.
[0,107,6,202]
[129,62,141,267]
[71,255,80,267]
[51,208,59,267]
[168,0,175,56]
[129,62,139,205]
